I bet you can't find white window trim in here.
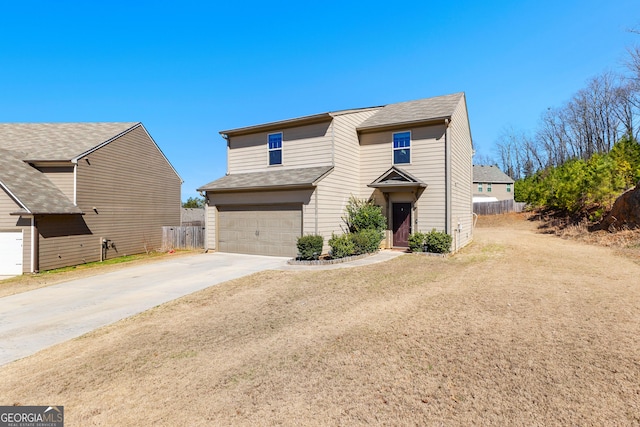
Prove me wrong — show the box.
[267,132,283,166]
[392,130,411,165]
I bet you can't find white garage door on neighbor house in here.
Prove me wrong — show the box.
[0,231,23,275]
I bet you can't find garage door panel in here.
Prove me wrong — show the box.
[218,205,301,257]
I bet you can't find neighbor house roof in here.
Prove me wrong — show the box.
[357,93,464,132]
[0,122,139,161]
[473,165,514,183]
[0,149,82,215]
[0,122,157,215]
[198,166,334,193]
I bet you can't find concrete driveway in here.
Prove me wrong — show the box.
[0,252,288,366]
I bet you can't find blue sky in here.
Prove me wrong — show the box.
[1,1,638,200]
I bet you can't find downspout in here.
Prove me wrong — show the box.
[31,216,39,273]
[72,162,78,205]
[330,118,335,166]
[315,187,319,235]
[444,118,452,235]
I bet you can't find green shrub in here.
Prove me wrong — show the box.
[296,234,323,260]
[343,196,386,233]
[350,229,383,254]
[328,233,355,259]
[424,229,452,254]
[407,232,426,252]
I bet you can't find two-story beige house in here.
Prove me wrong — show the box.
[472,165,515,202]
[198,93,474,257]
[0,123,181,274]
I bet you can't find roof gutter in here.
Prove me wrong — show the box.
[356,115,452,134]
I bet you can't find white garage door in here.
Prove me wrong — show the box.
[217,205,302,257]
[0,231,23,275]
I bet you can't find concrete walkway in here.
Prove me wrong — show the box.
[0,250,405,366]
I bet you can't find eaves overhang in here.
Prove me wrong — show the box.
[220,113,333,137]
[357,116,451,134]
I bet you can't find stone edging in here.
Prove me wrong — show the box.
[287,252,376,266]
[414,251,450,258]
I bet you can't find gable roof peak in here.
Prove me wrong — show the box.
[357,92,464,132]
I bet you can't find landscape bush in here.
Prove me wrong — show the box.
[342,196,386,233]
[327,197,386,259]
[350,229,384,255]
[296,234,323,260]
[328,233,355,259]
[408,229,452,254]
[424,229,452,253]
[408,232,426,252]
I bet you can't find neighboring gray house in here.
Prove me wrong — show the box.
[472,165,515,202]
[0,123,182,274]
[198,93,474,257]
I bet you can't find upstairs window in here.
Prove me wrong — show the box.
[507,183,512,192]
[268,132,282,165]
[393,131,411,164]
[478,183,483,192]
[487,183,492,192]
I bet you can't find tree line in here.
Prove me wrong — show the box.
[486,42,640,182]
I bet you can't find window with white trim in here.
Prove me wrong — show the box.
[487,183,492,192]
[507,183,511,192]
[477,183,483,192]
[393,131,411,164]
[268,132,282,165]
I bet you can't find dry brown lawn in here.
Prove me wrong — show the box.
[1,213,639,426]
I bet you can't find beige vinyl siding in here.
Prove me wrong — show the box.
[228,121,333,174]
[37,125,181,270]
[359,124,448,232]
[205,204,216,250]
[35,166,75,203]
[449,96,474,250]
[313,110,379,252]
[0,189,32,273]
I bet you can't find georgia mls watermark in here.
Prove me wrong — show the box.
[0,406,63,427]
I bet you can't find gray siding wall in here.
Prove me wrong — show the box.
[0,189,32,273]
[228,121,333,174]
[449,96,474,250]
[35,166,75,202]
[37,125,181,270]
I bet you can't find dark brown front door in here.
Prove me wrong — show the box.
[392,203,411,247]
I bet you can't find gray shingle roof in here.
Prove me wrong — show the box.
[0,149,82,214]
[0,122,139,161]
[357,93,464,131]
[0,122,142,215]
[198,166,334,192]
[473,165,514,183]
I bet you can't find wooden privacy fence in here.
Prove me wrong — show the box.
[473,199,527,216]
[162,226,205,251]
